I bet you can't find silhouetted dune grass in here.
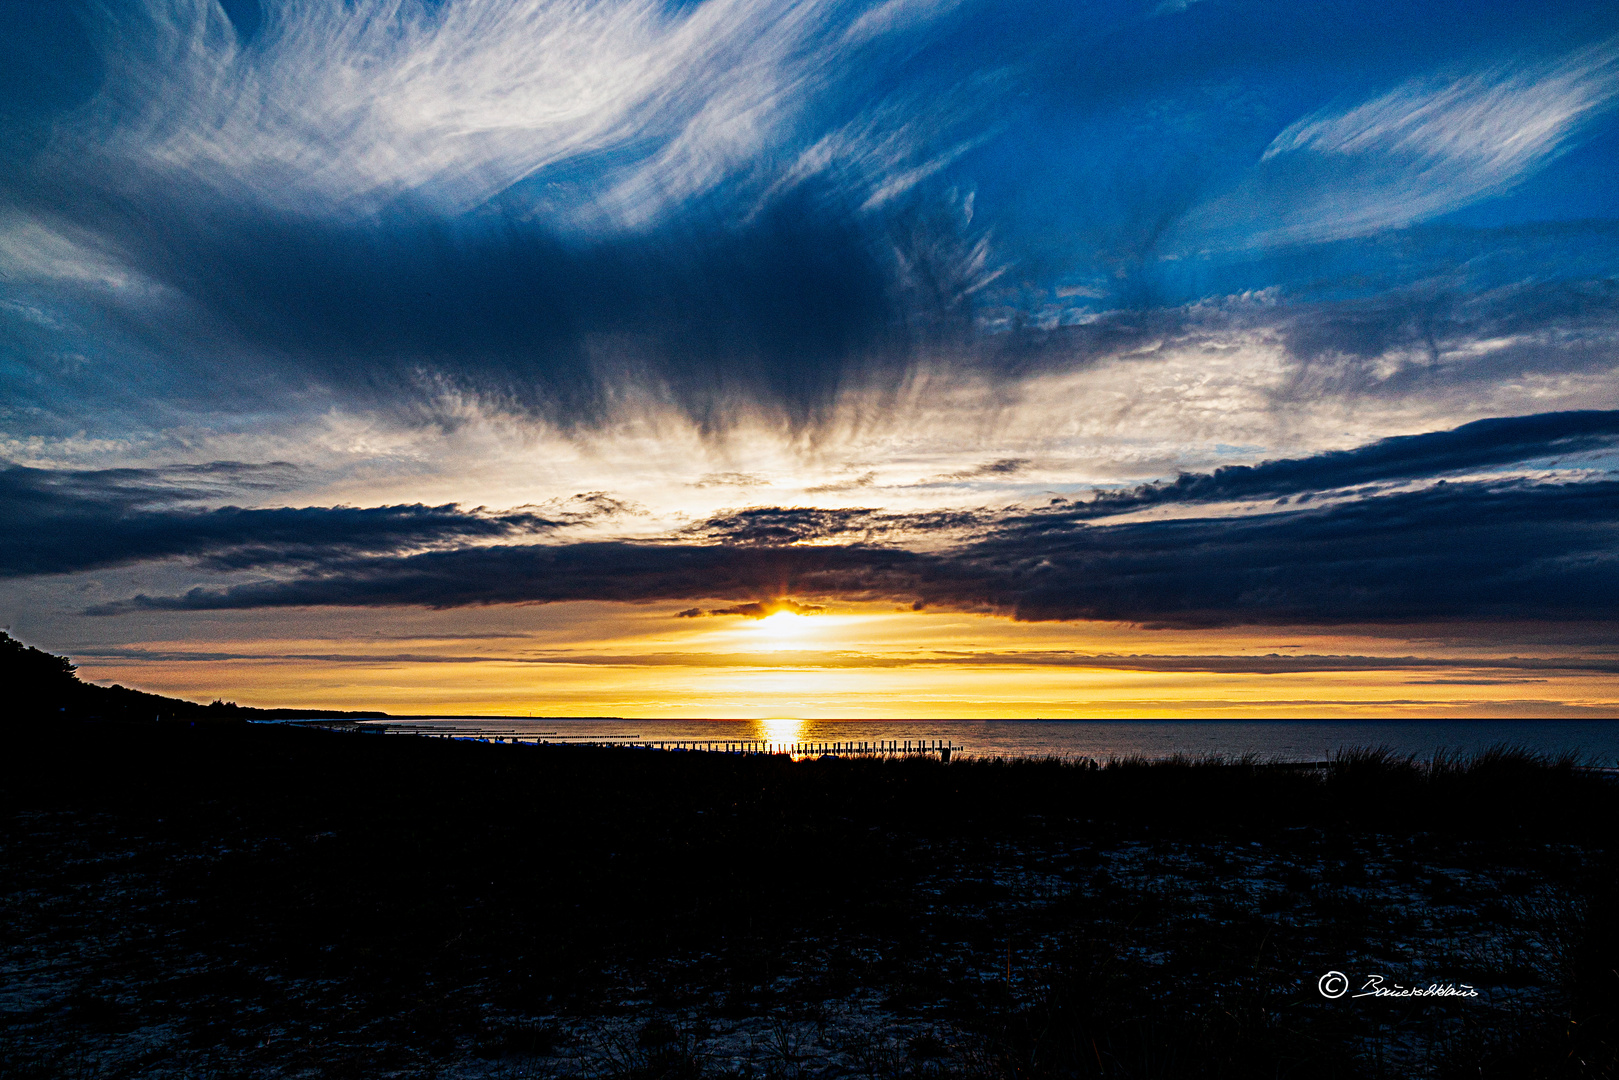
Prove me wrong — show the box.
[2,713,1616,1078]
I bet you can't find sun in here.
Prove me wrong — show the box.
[745,608,822,651]
[756,610,807,635]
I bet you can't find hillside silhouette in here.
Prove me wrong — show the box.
[1,630,383,722]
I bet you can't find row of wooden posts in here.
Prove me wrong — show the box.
[383,728,959,761]
[628,738,958,761]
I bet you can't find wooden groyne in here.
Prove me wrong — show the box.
[622,738,960,761]
[364,725,961,761]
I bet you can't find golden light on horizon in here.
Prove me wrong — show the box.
[52,602,1619,720]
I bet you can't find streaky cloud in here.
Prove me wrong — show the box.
[70,0,940,219]
[1192,40,1619,245]
[83,541,935,615]
[676,599,827,619]
[1264,42,1619,180]
[2,0,999,432]
[71,645,1619,676]
[1059,409,1619,518]
[4,2,1619,436]
[0,461,565,577]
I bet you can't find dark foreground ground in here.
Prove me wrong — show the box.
[2,720,1616,1080]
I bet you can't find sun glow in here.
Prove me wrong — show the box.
[745,609,822,651]
[757,610,806,634]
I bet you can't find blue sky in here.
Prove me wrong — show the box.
[3,0,1618,715]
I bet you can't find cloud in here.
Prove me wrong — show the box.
[1192,41,1619,245]
[73,644,1619,676]
[24,410,1614,625]
[13,180,929,430]
[692,473,772,489]
[4,408,1612,623]
[843,0,967,47]
[66,0,915,218]
[1060,409,1619,518]
[83,541,936,615]
[80,475,1619,628]
[678,505,988,545]
[805,472,880,494]
[972,478,1619,626]
[676,599,826,619]
[974,274,1619,412]
[940,458,1029,480]
[1264,44,1619,180]
[0,0,1003,433]
[4,2,1619,445]
[0,460,560,577]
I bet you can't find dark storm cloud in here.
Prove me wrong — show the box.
[0,461,559,577]
[0,460,301,509]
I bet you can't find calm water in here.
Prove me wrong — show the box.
[356,717,1619,766]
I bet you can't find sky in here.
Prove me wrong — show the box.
[3,0,1619,718]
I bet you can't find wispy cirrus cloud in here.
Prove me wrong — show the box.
[69,0,948,219]
[1186,40,1619,245]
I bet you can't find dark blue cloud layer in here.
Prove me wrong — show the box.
[0,462,558,577]
[1064,409,1619,516]
[20,183,922,429]
[50,409,1615,627]
[81,478,1619,627]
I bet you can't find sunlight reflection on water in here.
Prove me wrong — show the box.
[757,716,803,750]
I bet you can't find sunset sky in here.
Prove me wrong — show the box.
[4,0,1619,717]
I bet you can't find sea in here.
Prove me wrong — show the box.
[340,717,1619,766]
